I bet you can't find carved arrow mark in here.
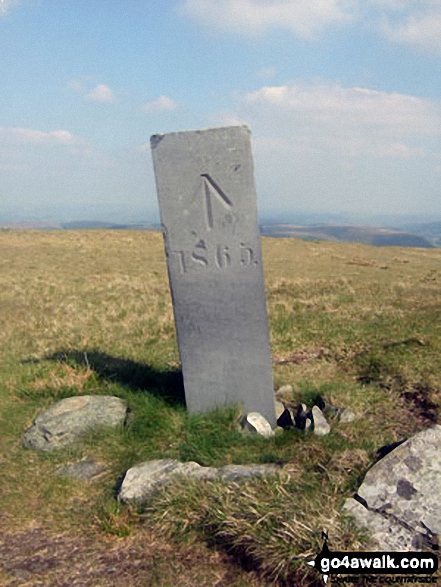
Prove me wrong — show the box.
[200,173,233,230]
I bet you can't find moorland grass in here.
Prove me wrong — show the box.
[1,230,440,585]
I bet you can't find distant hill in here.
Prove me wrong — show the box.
[402,221,441,247]
[0,220,161,230]
[260,224,435,248]
[0,221,62,230]
[60,221,160,230]
[2,218,440,249]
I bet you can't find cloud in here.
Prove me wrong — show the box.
[239,81,441,159]
[0,127,81,146]
[383,9,441,52]
[141,96,178,113]
[180,0,354,38]
[85,84,116,103]
[0,0,20,17]
[364,0,441,52]
[180,0,441,53]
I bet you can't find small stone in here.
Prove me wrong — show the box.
[311,406,330,436]
[339,408,356,423]
[240,412,275,437]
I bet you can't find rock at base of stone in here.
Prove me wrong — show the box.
[240,412,275,437]
[343,425,441,551]
[22,395,129,451]
[311,406,330,436]
[118,459,282,504]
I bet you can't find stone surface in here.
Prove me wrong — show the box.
[151,126,276,426]
[22,395,128,451]
[118,459,281,504]
[339,408,356,423]
[311,406,330,436]
[56,458,107,481]
[240,412,275,437]
[344,425,441,551]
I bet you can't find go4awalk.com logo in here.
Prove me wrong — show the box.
[306,532,438,585]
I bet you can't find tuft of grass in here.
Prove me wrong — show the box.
[145,474,367,585]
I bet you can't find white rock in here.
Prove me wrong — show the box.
[312,406,330,436]
[241,412,275,437]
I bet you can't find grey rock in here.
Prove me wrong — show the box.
[311,406,330,436]
[343,498,416,551]
[118,459,281,504]
[118,460,203,503]
[344,425,441,551]
[56,458,106,481]
[240,412,275,437]
[151,126,276,426]
[22,395,128,451]
[339,408,356,423]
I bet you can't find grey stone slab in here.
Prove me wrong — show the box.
[151,126,275,426]
[343,425,441,551]
[118,459,282,504]
[22,395,128,451]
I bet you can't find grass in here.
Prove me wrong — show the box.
[0,230,440,585]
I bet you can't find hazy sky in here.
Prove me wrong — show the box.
[1,0,440,222]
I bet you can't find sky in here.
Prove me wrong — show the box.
[1,0,441,224]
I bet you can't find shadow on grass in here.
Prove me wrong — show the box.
[24,349,186,407]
